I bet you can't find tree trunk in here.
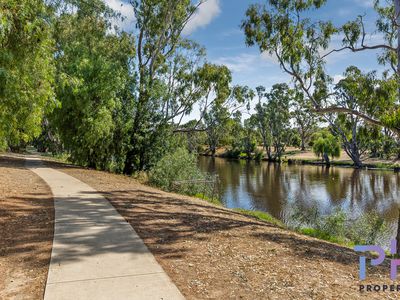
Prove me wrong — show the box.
[211,146,216,157]
[323,152,330,166]
[300,138,306,151]
[123,149,135,175]
[300,131,306,151]
[342,136,363,168]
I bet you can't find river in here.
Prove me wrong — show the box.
[198,156,400,243]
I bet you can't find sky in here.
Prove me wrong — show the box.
[107,0,386,118]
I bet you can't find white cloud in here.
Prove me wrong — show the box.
[183,0,221,35]
[213,53,259,73]
[105,0,135,32]
[212,51,281,74]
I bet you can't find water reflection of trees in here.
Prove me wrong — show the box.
[198,157,400,225]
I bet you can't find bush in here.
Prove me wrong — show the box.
[254,150,263,161]
[285,205,387,246]
[149,148,211,196]
[225,149,241,159]
[347,212,387,245]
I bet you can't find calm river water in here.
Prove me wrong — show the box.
[198,156,400,241]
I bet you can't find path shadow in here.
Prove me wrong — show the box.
[0,157,54,274]
[89,188,368,268]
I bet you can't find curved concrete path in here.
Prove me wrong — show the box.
[26,157,184,300]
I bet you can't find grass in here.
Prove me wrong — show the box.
[194,193,223,206]
[41,152,70,163]
[232,209,358,249]
[233,208,284,227]
[298,228,354,247]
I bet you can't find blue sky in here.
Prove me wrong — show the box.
[108,0,385,91]
[184,0,384,90]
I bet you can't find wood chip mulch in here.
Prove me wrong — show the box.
[0,156,54,300]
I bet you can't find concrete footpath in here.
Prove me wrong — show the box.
[26,157,184,300]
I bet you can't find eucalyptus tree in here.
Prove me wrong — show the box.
[266,84,292,161]
[241,0,399,167]
[254,86,273,159]
[253,84,292,162]
[0,0,55,150]
[123,0,204,173]
[200,66,255,156]
[291,92,318,151]
[204,105,230,157]
[333,67,387,166]
[51,0,135,170]
[241,117,259,159]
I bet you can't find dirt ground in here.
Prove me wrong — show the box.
[0,156,54,300]
[44,160,400,300]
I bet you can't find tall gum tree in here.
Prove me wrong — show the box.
[123,0,202,174]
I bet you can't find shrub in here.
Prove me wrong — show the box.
[254,150,263,161]
[225,148,241,159]
[311,130,341,164]
[285,205,387,246]
[347,212,387,245]
[149,148,210,196]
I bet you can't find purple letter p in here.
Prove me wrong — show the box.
[354,245,385,280]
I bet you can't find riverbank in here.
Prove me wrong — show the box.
[1,153,399,298]
[203,147,400,171]
[38,157,398,299]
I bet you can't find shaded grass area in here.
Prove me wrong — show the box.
[194,193,222,206]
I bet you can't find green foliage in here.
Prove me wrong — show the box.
[123,0,211,173]
[149,148,209,196]
[291,92,318,150]
[298,228,346,244]
[287,205,387,246]
[202,69,254,157]
[0,0,55,149]
[312,130,341,164]
[252,84,292,161]
[51,3,135,171]
[229,115,259,159]
[254,149,263,161]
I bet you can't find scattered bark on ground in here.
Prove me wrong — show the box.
[0,156,54,300]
